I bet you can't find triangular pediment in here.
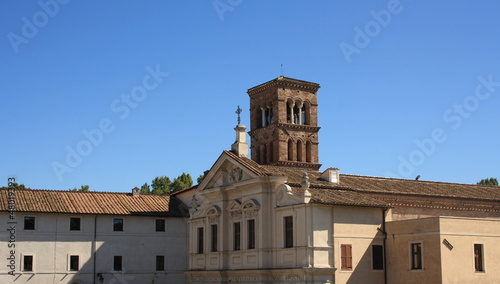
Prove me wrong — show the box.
[198,151,261,191]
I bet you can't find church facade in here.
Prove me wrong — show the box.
[1,76,500,284]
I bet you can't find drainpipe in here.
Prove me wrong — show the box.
[382,208,388,284]
[93,215,97,284]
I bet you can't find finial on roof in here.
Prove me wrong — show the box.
[235,105,242,125]
[301,172,310,190]
[281,64,284,76]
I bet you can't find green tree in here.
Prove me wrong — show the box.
[151,176,171,194]
[70,185,90,192]
[477,178,498,186]
[197,174,205,184]
[1,183,29,190]
[140,182,151,193]
[171,173,193,193]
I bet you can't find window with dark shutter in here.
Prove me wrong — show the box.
[211,224,218,252]
[248,219,255,249]
[234,222,241,251]
[284,216,293,248]
[113,256,122,271]
[70,255,79,271]
[155,219,165,232]
[156,255,165,271]
[23,255,33,271]
[197,227,204,254]
[372,245,384,270]
[341,244,352,270]
[70,217,81,231]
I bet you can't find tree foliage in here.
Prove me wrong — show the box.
[140,182,151,193]
[70,185,90,192]
[171,173,193,193]
[197,174,205,184]
[477,178,499,186]
[141,173,194,194]
[1,183,29,190]
[151,176,171,194]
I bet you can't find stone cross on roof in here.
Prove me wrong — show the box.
[235,105,242,125]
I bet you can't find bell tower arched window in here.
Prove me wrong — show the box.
[297,140,303,162]
[288,139,294,161]
[306,140,312,162]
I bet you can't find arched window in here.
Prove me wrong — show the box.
[288,139,294,161]
[297,140,303,162]
[287,100,294,124]
[306,140,312,162]
[303,101,311,125]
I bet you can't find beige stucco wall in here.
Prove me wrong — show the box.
[333,206,386,284]
[0,212,188,284]
[386,217,500,284]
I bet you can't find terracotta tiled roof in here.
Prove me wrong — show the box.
[0,189,186,217]
[339,174,500,201]
[223,150,500,204]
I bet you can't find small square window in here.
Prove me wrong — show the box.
[23,255,33,271]
[156,255,165,271]
[113,256,122,271]
[70,217,81,231]
[70,255,79,271]
[155,219,166,232]
[113,218,123,232]
[24,216,35,230]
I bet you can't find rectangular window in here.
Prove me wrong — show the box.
[211,224,218,252]
[24,216,35,230]
[284,216,293,248]
[113,218,123,232]
[372,245,384,270]
[156,255,165,271]
[410,243,422,270]
[474,244,484,272]
[234,222,241,251]
[70,217,81,231]
[23,255,33,271]
[341,244,353,270]
[70,255,79,271]
[248,219,255,249]
[156,219,166,232]
[197,227,204,254]
[113,256,122,271]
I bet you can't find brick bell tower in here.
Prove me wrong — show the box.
[247,76,321,170]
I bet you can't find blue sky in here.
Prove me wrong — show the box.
[1,0,499,192]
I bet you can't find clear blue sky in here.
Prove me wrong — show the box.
[1,0,499,192]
